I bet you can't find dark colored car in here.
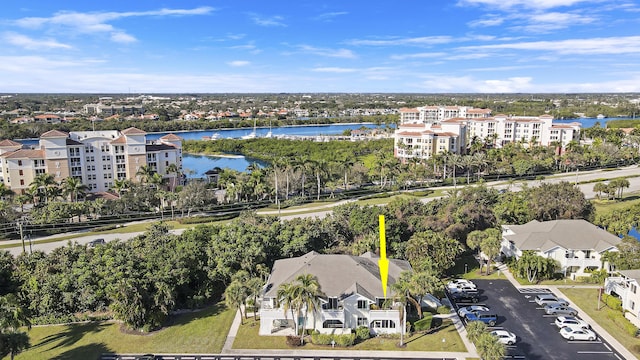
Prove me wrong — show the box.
[465,312,498,326]
[451,290,480,303]
[87,238,106,248]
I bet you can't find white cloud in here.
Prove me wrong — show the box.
[313,12,348,21]
[3,32,72,50]
[110,32,137,43]
[418,74,534,92]
[249,14,286,27]
[312,67,357,73]
[458,0,599,10]
[228,60,250,67]
[13,7,214,43]
[461,36,640,55]
[390,52,447,60]
[468,17,505,27]
[346,36,454,46]
[296,45,357,59]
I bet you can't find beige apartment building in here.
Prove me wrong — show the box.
[0,128,182,195]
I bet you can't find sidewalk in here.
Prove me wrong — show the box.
[222,308,479,359]
[495,261,637,360]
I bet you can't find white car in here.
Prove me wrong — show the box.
[490,330,517,345]
[458,305,490,318]
[560,326,597,341]
[555,316,590,330]
[447,279,476,289]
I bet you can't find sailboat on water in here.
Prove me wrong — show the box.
[264,120,273,138]
[241,118,257,139]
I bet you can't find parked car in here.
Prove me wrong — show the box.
[544,304,577,316]
[465,312,498,326]
[490,329,517,345]
[451,291,479,303]
[559,326,596,341]
[555,316,590,329]
[447,279,477,289]
[535,294,568,306]
[87,238,106,248]
[458,305,490,318]
[449,284,478,293]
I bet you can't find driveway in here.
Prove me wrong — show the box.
[456,279,626,360]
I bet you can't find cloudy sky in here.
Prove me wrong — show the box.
[2,0,640,93]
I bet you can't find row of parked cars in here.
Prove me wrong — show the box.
[447,279,517,346]
[534,293,597,341]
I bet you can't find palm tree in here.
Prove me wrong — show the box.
[277,282,301,335]
[224,281,248,325]
[0,183,13,201]
[29,173,56,204]
[165,163,180,192]
[310,158,329,201]
[448,154,464,188]
[294,274,323,343]
[136,165,155,184]
[462,155,475,184]
[112,178,131,197]
[62,177,87,202]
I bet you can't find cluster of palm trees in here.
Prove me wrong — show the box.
[276,274,324,343]
[4,173,90,210]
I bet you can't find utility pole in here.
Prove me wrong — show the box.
[18,221,25,253]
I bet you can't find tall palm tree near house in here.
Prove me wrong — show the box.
[29,173,57,205]
[62,177,87,202]
[112,178,131,197]
[135,165,155,184]
[447,153,464,188]
[294,274,324,343]
[165,163,180,192]
[224,280,248,325]
[277,282,301,335]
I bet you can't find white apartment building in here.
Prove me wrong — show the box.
[394,106,581,163]
[0,128,182,194]
[394,122,467,162]
[83,103,145,116]
[605,270,640,328]
[399,106,492,124]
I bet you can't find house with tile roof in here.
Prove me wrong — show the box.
[259,251,411,336]
[501,219,621,278]
[605,269,640,327]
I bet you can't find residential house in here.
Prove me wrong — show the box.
[501,219,620,278]
[605,270,640,328]
[259,251,411,336]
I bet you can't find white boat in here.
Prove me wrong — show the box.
[210,132,221,140]
[242,119,257,139]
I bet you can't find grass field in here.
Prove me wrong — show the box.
[10,303,235,360]
[232,317,466,352]
[593,193,640,217]
[560,288,640,359]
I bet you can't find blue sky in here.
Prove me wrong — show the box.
[1,0,640,93]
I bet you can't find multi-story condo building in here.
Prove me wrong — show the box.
[399,106,492,124]
[394,106,581,163]
[0,128,181,194]
[605,270,640,328]
[83,103,145,116]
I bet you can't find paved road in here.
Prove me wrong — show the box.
[102,355,457,360]
[5,165,640,256]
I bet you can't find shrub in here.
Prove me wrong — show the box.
[286,335,304,347]
[414,314,433,332]
[436,305,450,314]
[311,332,333,345]
[355,326,371,341]
[334,333,356,347]
[602,294,623,312]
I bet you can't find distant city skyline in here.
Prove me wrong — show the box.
[2,0,640,93]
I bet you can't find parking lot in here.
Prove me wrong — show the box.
[452,279,626,360]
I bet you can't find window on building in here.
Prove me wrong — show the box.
[18,170,23,176]
[371,320,395,328]
[17,160,22,166]
[357,317,368,327]
[357,300,368,309]
[19,179,24,186]
[631,284,637,294]
[165,152,169,158]
[323,320,344,328]
[631,301,636,310]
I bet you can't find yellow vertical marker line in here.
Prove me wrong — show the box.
[378,215,389,298]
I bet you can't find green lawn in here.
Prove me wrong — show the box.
[9,303,235,360]
[233,317,465,352]
[448,254,505,280]
[593,192,640,217]
[560,288,640,359]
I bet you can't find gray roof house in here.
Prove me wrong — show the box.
[259,251,411,336]
[501,219,621,278]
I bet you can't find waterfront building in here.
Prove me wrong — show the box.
[394,106,581,163]
[0,128,182,194]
